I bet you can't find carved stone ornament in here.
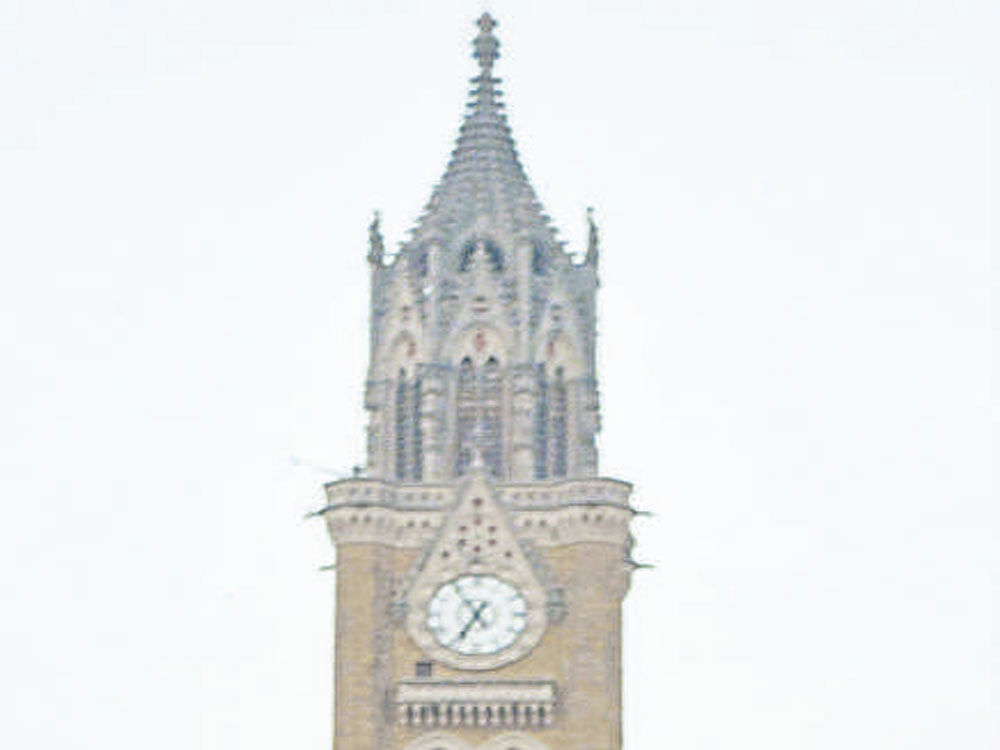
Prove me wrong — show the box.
[405,468,548,670]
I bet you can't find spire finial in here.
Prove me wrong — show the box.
[586,206,600,266]
[473,13,500,75]
[367,210,384,266]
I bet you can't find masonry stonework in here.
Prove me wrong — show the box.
[320,14,638,750]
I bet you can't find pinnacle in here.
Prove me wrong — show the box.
[473,13,500,77]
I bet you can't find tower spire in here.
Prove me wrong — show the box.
[400,13,559,259]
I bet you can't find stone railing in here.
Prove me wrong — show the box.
[395,680,556,729]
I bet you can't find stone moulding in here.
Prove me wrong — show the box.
[321,476,632,510]
[320,477,636,549]
[322,502,634,548]
[402,732,551,750]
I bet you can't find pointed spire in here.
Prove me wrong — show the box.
[367,210,385,266]
[399,15,562,263]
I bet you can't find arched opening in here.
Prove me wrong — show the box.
[533,363,568,479]
[411,374,423,480]
[533,364,549,479]
[459,238,504,271]
[395,368,408,480]
[551,367,567,478]
[454,355,504,479]
[455,357,476,476]
[481,356,503,477]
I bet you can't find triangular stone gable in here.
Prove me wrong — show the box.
[404,467,549,669]
[409,467,544,600]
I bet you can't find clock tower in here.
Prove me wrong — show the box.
[319,15,637,750]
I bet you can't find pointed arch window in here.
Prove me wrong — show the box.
[395,369,409,480]
[481,356,503,477]
[454,356,504,479]
[455,357,476,477]
[551,367,568,478]
[533,364,568,480]
[459,238,504,271]
[394,368,424,481]
[411,374,423,481]
[533,364,549,479]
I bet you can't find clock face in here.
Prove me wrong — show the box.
[426,575,528,655]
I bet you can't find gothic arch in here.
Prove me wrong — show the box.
[402,733,471,750]
[379,331,424,481]
[458,237,504,271]
[531,331,582,480]
[453,349,505,478]
[532,272,588,379]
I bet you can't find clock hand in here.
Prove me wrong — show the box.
[452,582,479,612]
[445,600,487,647]
[457,600,490,641]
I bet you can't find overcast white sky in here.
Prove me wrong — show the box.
[1,1,995,748]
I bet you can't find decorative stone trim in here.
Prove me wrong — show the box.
[401,732,551,750]
[323,506,442,547]
[322,504,633,549]
[396,680,556,729]
[404,472,549,671]
[321,478,634,548]
[511,505,633,547]
[324,478,455,510]
[322,477,632,511]
[498,479,631,509]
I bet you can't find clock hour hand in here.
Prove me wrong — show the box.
[452,582,478,611]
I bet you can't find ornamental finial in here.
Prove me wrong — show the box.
[367,210,384,266]
[473,13,500,74]
[586,206,600,266]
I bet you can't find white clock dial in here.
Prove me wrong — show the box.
[426,575,528,655]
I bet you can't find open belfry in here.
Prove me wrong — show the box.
[318,15,638,750]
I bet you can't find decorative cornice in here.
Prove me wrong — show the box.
[319,477,635,548]
[321,476,632,511]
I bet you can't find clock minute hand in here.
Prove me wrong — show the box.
[457,600,489,641]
